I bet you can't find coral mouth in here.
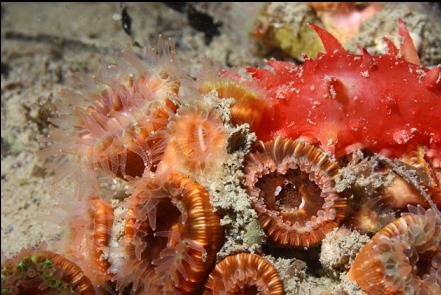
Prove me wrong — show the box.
[237,286,259,295]
[142,196,184,265]
[411,250,438,280]
[256,170,325,225]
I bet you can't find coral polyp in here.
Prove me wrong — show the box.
[117,172,223,294]
[348,205,441,295]
[399,147,441,209]
[43,46,181,197]
[85,197,114,284]
[1,249,95,295]
[335,150,440,234]
[47,195,114,291]
[244,136,347,247]
[200,78,269,131]
[203,253,284,295]
[161,106,228,179]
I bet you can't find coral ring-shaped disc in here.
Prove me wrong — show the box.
[199,81,268,131]
[348,206,441,295]
[88,197,114,283]
[244,137,347,247]
[203,253,284,295]
[122,172,224,294]
[1,250,96,295]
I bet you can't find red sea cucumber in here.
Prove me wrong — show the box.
[247,21,441,162]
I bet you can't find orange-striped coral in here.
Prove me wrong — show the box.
[244,137,347,247]
[203,253,284,295]
[161,106,228,179]
[43,45,181,197]
[345,160,428,234]
[346,196,397,234]
[1,249,96,295]
[348,205,441,295]
[86,197,114,285]
[116,172,223,294]
[377,153,441,217]
[399,146,441,209]
[46,195,114,291]
[336,150,440,234]
[199,73,269,131]
[381,175,428,209]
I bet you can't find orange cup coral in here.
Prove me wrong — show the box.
[203,253,284,295]
[244,136,347,247]
[337,150,440,234]
[307,2,383,45]
[348,205,441,295]
[47,195,114,291]
[200,79,269,131]
[116,172,223,294]
[1,249,96,295]
[161,106,228,179]
[43,46,181,198]
[399,146,441,209]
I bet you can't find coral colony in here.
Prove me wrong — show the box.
[2,19,440,295]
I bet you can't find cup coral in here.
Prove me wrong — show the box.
[244,136,347,247]
[8,14,440,295]
[42,43,182,198]
[203,253,284,295]
[1,249,95,295]
[115,171,223,294]
[199,68,270,132]
[348,205,441,295]
[161,106,229,180]
[44,195,114,292]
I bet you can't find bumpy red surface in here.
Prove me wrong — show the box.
[248,23,441,160]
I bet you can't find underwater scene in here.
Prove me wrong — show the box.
[1,2,440,295]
